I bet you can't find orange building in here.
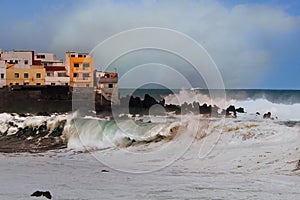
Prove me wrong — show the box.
[65,52,94,88]
[6,64,46,86]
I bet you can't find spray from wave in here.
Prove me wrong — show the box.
[0,89,299,154]
[164,89,300,121]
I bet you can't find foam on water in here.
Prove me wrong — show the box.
[0,97,299,199]
[164,89,300,121]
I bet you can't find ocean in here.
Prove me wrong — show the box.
[0,89,299,199]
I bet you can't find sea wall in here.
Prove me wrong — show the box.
[0,86,111,114]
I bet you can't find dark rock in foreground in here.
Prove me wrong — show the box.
[0,120,67,153]
[31,191,52,199]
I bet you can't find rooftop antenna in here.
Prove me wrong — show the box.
[114,67,117,73]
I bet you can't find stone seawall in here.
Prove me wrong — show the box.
[0,86,111,114]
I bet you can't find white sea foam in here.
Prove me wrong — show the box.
[164,89,300,121]
[0,111,299,199]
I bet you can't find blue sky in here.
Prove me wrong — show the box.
[0,0,299,89]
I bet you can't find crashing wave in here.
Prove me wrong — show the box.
[0,113,70,153]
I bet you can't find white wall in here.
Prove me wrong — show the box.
[1,51,33,68]
[0,60,6,88]
[45,76,70,86]
[35,53,55,61]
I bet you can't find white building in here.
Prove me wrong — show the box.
[1,50,33,68]
[95,71,119,104]
[45,66,69,86]
[35,52,70,86]
[35,53,64,66]
[0,60,6,88]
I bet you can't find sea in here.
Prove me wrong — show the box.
[0,89,299,200]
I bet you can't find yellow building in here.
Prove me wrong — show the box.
[65,52,94,88]
[6,64,46,86]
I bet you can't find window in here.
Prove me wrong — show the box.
[47,72,51,76]
[36,73,41,78]
[86,84,89,87]
[36,83,41,86]
[58,72,66,77]
[83,73,90,80]
[10,60,13,63]
[71,54,75,57]
[14,73,19,78]
[24,60,28,65]
[9,83,13,86]
[83,63,89,70]
[108,83,113,88]
[73,73,79,78]
[24,73,29,78]
[15,60,18,64]
[24,82,29,85]
[37,55,45,59]
[65,83,68,86]
[51,83,55,86]
[78,54,83,58]
[15,83,19,86]
[74,63,79,68]
[0,73,4,79]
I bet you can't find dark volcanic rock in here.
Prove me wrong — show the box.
[235,107,245,113]
[165,104,181,114]
[37,112,51,116]
[128,94,163,115]
[226,105,237,118]
[49,120,66,137]
[31,191,52,199]
[263,112,272,119]
[0,120,67,153]
[31,191,43,197]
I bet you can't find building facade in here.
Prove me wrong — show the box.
[95,71,119,104]
[66,52,94,88]
[1,50,46,86]
[45,66,69,86]
[6,65,46,86]
[1,50,34,68]
[35,52,70,86]
[0,60,6,88]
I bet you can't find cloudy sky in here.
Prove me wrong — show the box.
[0,0,299,89]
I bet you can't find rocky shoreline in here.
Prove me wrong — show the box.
[0,93,278,153]
[0,115,67,153]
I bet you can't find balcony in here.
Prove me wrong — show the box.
[98,77,118,83]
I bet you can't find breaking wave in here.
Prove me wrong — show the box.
[164,89,300,121]
[66,117,188,150]
[0,89,299,154]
